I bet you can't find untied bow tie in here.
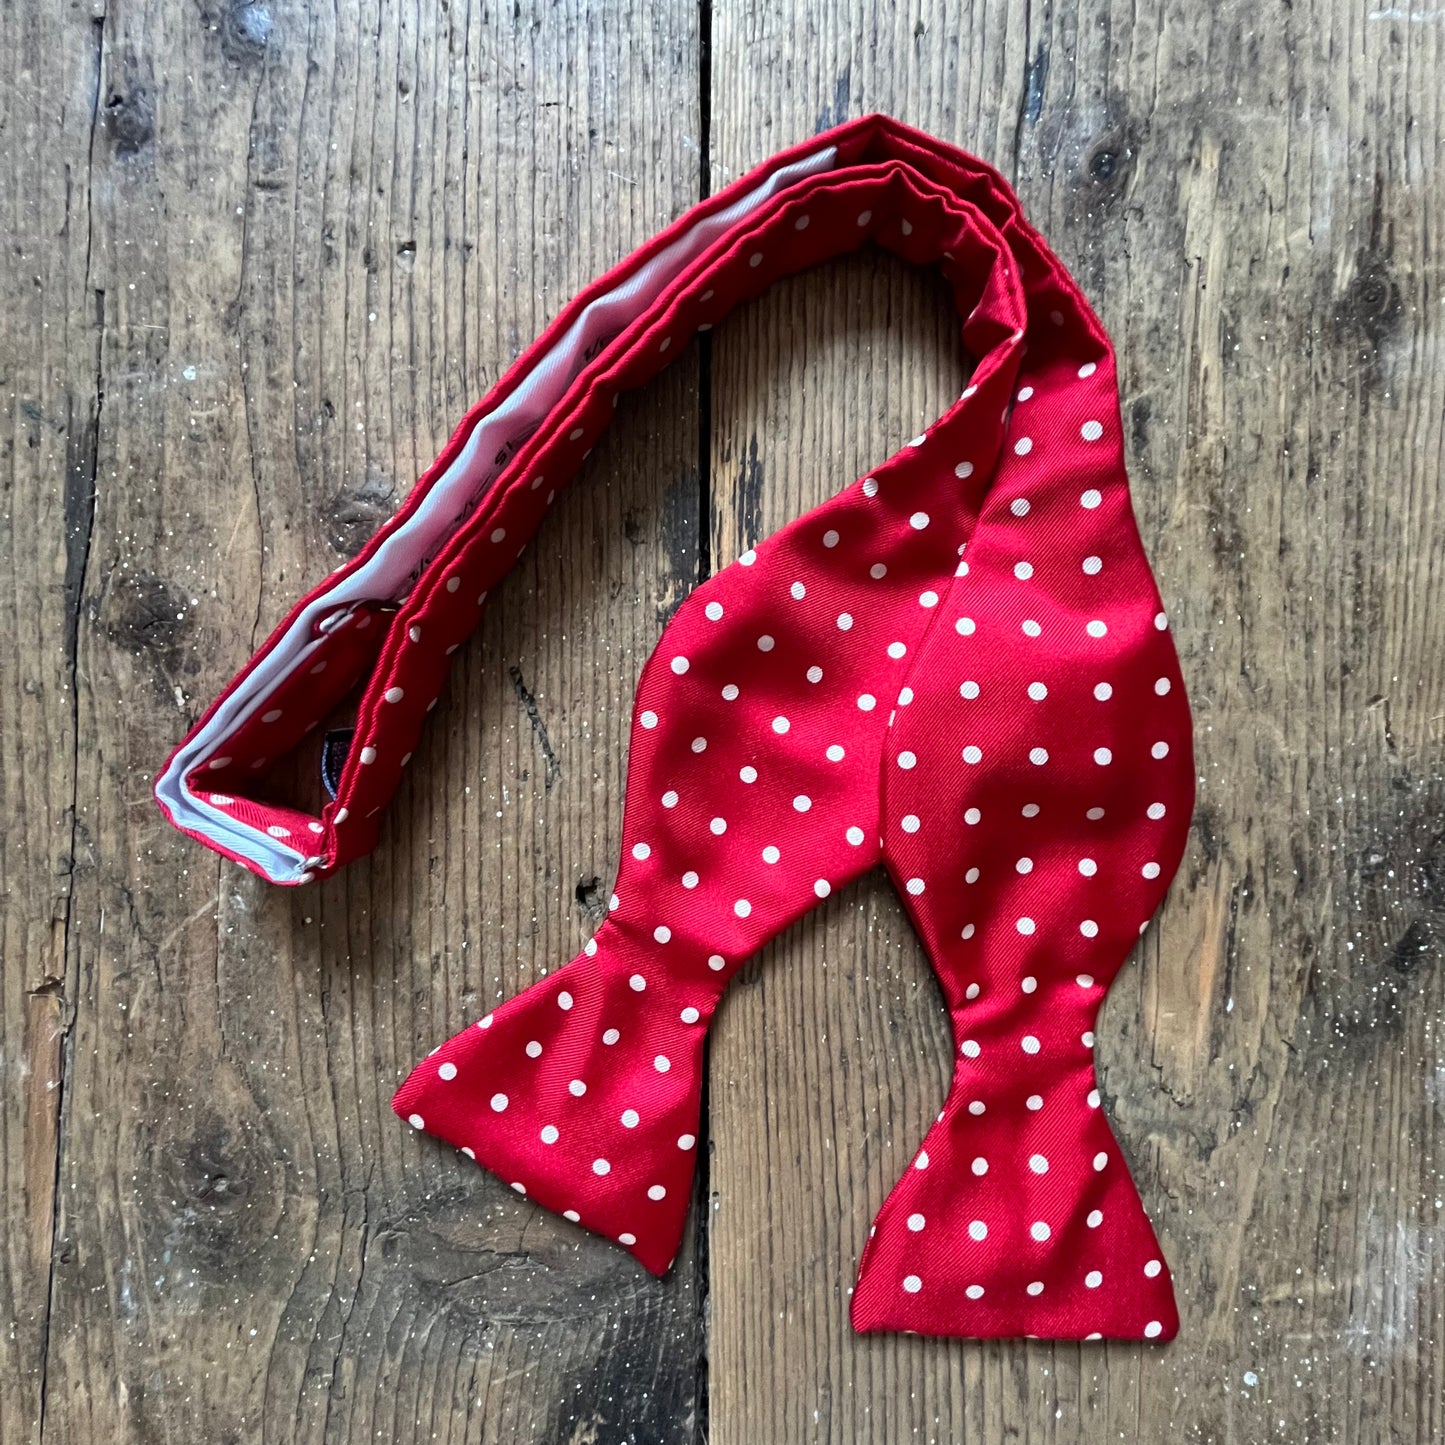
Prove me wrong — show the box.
[156,114,1195,1342]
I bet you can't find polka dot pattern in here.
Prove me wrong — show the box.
[164,120,1189,1344]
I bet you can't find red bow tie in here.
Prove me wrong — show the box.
[156,115,1193,1342]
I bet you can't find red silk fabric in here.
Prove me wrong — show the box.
[157,116,1194,1341]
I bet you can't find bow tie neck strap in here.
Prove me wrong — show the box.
[157,115,1195,1342]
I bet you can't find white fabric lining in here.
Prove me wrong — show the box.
[156,144,842,881]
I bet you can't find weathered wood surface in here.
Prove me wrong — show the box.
[0,1,1440,1443]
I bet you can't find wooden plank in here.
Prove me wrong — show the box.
[705,2,1444,1442]
[0,2,104,1439]
[27,2,703,1443]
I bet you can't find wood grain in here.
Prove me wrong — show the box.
[5,2,703,1442]
[706,2,1444,1443]
[0,1,1441,1442]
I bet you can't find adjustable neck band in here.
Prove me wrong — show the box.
[154,115,1101,886]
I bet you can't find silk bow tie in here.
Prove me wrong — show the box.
[156,114,1194,1342]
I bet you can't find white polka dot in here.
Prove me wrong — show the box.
[915,1151,930,1170]
[1081,488,1102,509]
[541,1125,560,1144]
[1085,1269,1103,1288]
[964,808,981,825]
[734,899,751,918]
[1027,681,1048,700]
[629,974,647,992]
[1086,806,1105,820]
[1144,1321,1163,1338]
[1029,747,1049,765]
[909,511,930,530]
[408,1114,425,1129]
[1029,1154,1049,1174]
[680,1006,701,1025]
[569,1080,587,1097]
[825,744,845,761]
[670,655,689,675]
[490,1093,508,1113]
[740,766,758,783]
[969,1220,987,1241]
[619,1232,637,1246]
[771,715,790,736]
[1080,920,1099,938]
[1026,1093,1043,1110]
[437,1061,457,1081]
[1152,741,1170,759]
[689,736,707,754]
[654,1054,672,1073]
[793,794,811,812]
[266,825,291,839]
[1031,1221,1051,1242]
[679,1133,697,1150]
[962,926,976,942]
[837,612,853,631]
[1093,1151,1109,1171]
[749,251,763,267]
[870,563,888,579]
[968,1100,985,1115]
[1021,978,1038,996]
[965,868,980,883]
[906,878,925,895]
[961,1039,981,1058]
[682,871,699,889]
[1022,803,1040,817]
[757,634,774,651]
[739,549,757,566]
[960,680,980,699]
[956,616,976,635]
[1081,419,1104,442]
[708,954,725,971]
[907,1213,925,1232]
[445,577,461,594]
[1014,437,1033,455]
[962,745,983,764]
[908,433,927,448]
[640,710,658,728]
[1093,682,1113,701]
[821,529,840,550]
[262,708,283,723]
[1088,1088,1101,1108]
[814,879,831,898]
[1094,747,1113,765]
[1078,361,1097,378]
[845,826,866,846]
[790,581,807,600]
[662,790,679,808]
[1022,1035,1041,1053]
[902,1273,922,1293]
[705,600,724,621]
[709,816,727,836]
[1022,619,1042,637]
[592,1158,610,1176]
[1079,858,1098,877]
[1155,611,1169,630]
[1027,1281,1045,1296]
[603,1028,620,1045]
[1143,861,1162,879]
[1014,562,1033,580]
[359,747,377,765]
[862,476,879,496]
[620,1109,640,1129]
[632,842,651,860]
[647,1184,667,1201]
[897,752,917,770]
[1016,856,1034,874]
[654,925,672,943]
[761,845,780,864]
[971,1157,988,1176]
[965,1284,985,1300]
